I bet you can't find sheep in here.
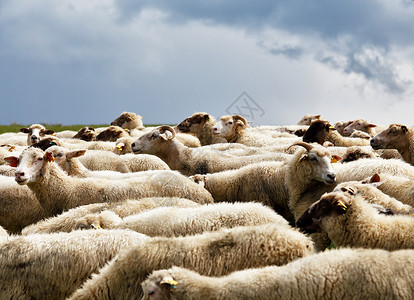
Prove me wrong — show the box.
[0,225,7,236]
[0,144,25,165]
[190,161,294,222]
[303,120,370,146]
[111,111,146,137]
[0,229,148,299]
[349,130,372,140]
[370,123,414,165]
[333,179,414,215]
[95,125,129,142]
[142,248,414,300]
[46,146,169,178]
[339,145,378,163]
[131,126,289,176]
[31,135,117,152]
[0,175,45,234]
[5,147,213,216]
[297,191,414,250]
[72,126,97,141]
[334,120,353,136]
[343,118,387,137]
[366,173,414,207]
[0,132,28,146]
[0,165,15,176]
[22,197,201,235]
[20,123,54,145]
[74,202,289,237]
[67,223,315,300]
[176,112,227,145]
[113,136,135,154]
[212,114,301,147]
[297,113,321,125]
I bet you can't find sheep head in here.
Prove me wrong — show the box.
[131,126,176,155]
[5,147,53,185]
[111,111,143,130]
[96,126,129,142]
[343,119,377,137]
[212,114,249,142]
[20,124,55,145]
[289,142,337,185]
[302,120,335,145]
[296,192,350,234]
[297,114,321,125]
[141,269,178,300]
[176,112,211,133]
[370,124,410,151]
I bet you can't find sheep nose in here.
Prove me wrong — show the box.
[131,142,135,148]
[327,173,336,181]
[15,171,25,178]
[31,135,37,140]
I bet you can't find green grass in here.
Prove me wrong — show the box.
[0,124,166,135]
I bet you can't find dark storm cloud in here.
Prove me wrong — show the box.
[115,0,414,93]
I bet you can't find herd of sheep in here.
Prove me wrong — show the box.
[0,111,414,299]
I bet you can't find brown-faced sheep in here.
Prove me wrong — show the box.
[297,191,414,250]
[303,120,370,147]
[370,123,414,165]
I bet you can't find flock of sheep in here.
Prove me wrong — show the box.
[0,111,414,299]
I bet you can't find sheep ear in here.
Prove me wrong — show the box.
[67,150,86,159]
[331,155,342,163]
[368,124,377,128]
[160,131,174,140]
[370,174,381,183]
[315,115,321,119]
[340,186,356,195]
[4,156,19,167]
[20,128,30,133]
[160,276,178,287]
[402,126,408,134]
[43,130,55,135]
[299,154,308,162]
[44,152,55,162]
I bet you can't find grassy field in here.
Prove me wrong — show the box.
[0,124,164,135]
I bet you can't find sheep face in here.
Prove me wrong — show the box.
[114,137,134,155]
[132,126,176,155]
[306,150,337,184]
[45,146,86,172]
[343,119,376,137]
[20,124,54,145]
[73,127,97,141]
[96,126,128,142]
[176,113,210,133]
[334,121,352,136]
[296,192,349,234]
[297,114,321,125]
[111,112,143,130]
[212,115,248,140]
[370,124,408,150]
[6,147,51,185]
[142,271,176,300]
[31,136,62,151]
[302,120,334,145]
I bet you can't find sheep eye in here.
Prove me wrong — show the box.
[148,291,155,296]
[56,153,63,157]
[310,156,317,161]
[37,157,43,161]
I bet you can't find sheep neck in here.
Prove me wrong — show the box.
[397,130,414,165]
[67,158,89,177]
[27,162,74,216]
[198,120,216,145]
[157,139,190,171]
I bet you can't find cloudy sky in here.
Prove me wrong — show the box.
[1,0,414,126]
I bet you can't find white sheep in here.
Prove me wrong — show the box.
[5,147,213,216]
[212,114,301,147]
[333,179,414,214]
[142,248,414,300]
[131,126,289,176]
[297,191,414,250]
[0,132,27,146]
[22,197,201,235]
[111,111,146,137]
[190,161,294,222]
[0,229,148,299]
[74,202,289,236]
[343,118,387,137]
[67,223,314,299]
[0,175,45,234]
[20,123,54,145]
[113,136,135,154]
[46,146,169,178]
[334,120,353,136]
[297,114,322,125]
